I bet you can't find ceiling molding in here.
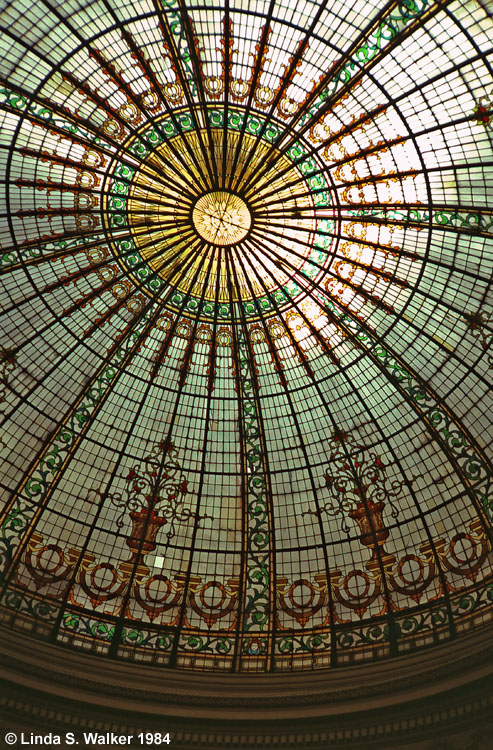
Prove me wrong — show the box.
[0,625,491,720]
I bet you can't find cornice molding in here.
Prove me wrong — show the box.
[0,624,492,720]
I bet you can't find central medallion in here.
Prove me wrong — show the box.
[192,191,251,245]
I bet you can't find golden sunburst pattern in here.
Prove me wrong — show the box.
[122,126,319,305]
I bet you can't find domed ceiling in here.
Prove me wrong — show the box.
[0,0,492,673]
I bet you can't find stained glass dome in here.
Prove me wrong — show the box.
[0,0,492,674]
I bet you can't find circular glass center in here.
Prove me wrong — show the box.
[192,191,251,245]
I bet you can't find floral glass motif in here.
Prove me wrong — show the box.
[109,442,207,557]
[314,431,403,534]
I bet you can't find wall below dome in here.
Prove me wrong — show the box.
[0,625,491,749]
